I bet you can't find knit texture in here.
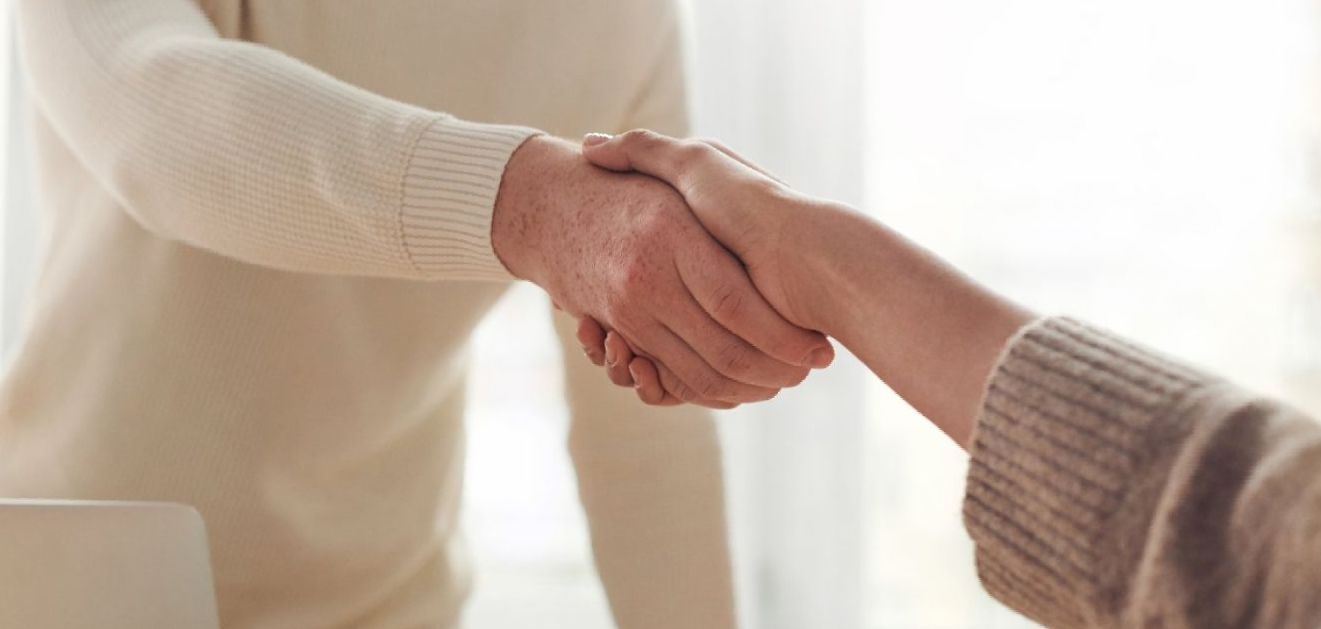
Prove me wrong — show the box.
[966,317,1321,628]
[401,118,541,280]
[20,0,538,281]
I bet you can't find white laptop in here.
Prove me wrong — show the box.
[0,500,220,629]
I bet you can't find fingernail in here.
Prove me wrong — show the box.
[583,133,613,147]
[628,364,642,388]
[605,342,617,365]
[808,346,834,369]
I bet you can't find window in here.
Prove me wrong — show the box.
[0,8,22,354]
[860,0,1321,626]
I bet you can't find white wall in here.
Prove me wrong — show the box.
[686,1,867,627]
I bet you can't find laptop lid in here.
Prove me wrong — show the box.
[0,500,220,629]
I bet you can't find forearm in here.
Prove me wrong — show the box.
[572,130,1028,437]
[21,0,537,279]
[575,129,1321,626]
[803,202,1321,625]
[793,204,1034,447]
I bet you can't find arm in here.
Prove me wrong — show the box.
[576,130,1031,439]
[19,0,536,279]
[965,317,1321,628]
[21,0,831,404]
[576,131,1321,627]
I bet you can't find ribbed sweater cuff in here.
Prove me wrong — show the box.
[400,117,541,281]
[963,317,1216,627]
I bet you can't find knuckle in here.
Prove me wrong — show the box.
[621,128,660,148]
[709,284,746,322]
[675,141,713,163]
[669,379,699,403]
[695,138,730,158]
[601,283,626,309]
[743,173,789,198]
[611,254,652,297]
[694,375,730,400]
[618,186,674,231]
[620,257,647,287]
[715,345,754,378]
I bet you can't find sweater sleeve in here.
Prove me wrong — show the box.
[964,317,1321,628]
[17,0,540,281]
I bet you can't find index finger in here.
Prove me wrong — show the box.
[679,245,834,369]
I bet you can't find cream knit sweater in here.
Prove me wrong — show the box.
[5,1,736,628]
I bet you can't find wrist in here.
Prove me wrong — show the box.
[797,205,1033,447]
[782,200,877,334]
[491,134,575,285]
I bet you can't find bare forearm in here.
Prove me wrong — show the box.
[793,204,1034,447]
[572,131,1031,433]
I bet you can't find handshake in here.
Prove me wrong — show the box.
[491,130,843,410]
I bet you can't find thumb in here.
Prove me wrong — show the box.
[580,133,633,171]
[582,132,613,148]
[580,129,694,188]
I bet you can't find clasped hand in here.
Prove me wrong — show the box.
[492,133,833,409]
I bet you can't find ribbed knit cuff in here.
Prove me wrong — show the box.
[400,116,541,281]
[963,317,1215,627]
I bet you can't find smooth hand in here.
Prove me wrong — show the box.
[492,135,833,408]
[571,131,840,405]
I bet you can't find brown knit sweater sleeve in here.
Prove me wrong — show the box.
[964,317,1321,628]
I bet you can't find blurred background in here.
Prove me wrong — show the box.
[4,0,1321,627]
